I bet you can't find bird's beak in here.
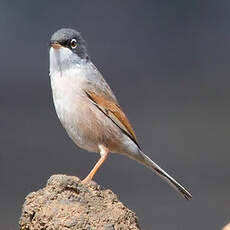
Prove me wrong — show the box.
[50,41,63,49]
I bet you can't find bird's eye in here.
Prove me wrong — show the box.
[70,39,77,49]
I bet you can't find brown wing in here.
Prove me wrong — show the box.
[85,90,140,149]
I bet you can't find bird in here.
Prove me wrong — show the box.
[49,28,192,200]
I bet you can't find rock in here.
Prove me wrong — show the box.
[19,174,141,230]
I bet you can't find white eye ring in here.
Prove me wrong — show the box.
[70,38,77,49]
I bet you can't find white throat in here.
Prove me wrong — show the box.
[49,47,86,78]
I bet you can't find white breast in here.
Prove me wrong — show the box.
[49,46,95,149]
[49,47,125,154]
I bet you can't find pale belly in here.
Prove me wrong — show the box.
[50,75,123,153]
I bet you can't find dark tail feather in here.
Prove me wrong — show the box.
[128,150,192,200]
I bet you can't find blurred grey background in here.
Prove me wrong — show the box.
[1,0,230,229]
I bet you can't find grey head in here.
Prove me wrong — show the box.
[50,28,89,60]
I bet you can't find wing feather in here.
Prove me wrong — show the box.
[85,90,140,149]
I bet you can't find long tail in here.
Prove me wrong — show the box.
[127,150,192,200]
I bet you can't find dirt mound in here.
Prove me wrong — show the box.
[19,174,141,230]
